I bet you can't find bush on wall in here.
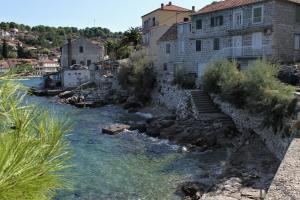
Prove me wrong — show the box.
[202,59,298,134]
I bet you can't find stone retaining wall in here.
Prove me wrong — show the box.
[151,79,194,119]
[212,95,294,160]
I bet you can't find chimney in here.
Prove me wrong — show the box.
[67,38,72,67]
[161,3,164,9]
[192,6,195,12]
[168,1,172,6]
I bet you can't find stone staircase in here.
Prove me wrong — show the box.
[190,90,236,127]
[190,90,220,114]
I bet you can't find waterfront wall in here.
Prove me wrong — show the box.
[212,95,294,160]
[151,76,194,119]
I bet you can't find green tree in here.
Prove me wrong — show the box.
[0,79,71,200]
[122,27,142,48]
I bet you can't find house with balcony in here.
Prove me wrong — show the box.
[142,2,195,66]
[153,0,300,81]
[176,0,300,78]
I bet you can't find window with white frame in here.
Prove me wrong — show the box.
[179,41,185,53]
[295,34,300,50]
[233,10,243,27]
[252,6,263,24]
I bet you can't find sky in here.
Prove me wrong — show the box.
[0,0,214,32]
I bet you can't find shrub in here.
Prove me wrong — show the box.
[202,59,298,133]
[0,80,71,200]
[117,50,156,104]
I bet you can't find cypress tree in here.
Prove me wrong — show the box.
[2,39,8,59]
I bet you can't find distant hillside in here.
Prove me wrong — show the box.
[0,22,123,49]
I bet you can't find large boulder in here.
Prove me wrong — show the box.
[181,182,206,200]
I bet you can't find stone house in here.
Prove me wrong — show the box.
[62,65,90,88]
[142,2,195,65]
[157,0,300,79]
[60,37,104,68]
[60,37,104,88]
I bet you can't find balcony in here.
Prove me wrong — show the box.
[229,18,272,34]
[209,45,272,61]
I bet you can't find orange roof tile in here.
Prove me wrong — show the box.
[142,3,192,17]
[196,0,300,15]
[196,0,264,14]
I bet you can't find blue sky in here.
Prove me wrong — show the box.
[0,0,213,32]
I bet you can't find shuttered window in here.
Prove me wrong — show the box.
[296,6,300,23]
[196,19,202,29]
[196,40,202,51]
[166,43,171,54]
[295,35,300,50]
[213,38,220,50]
[252,32,263,49]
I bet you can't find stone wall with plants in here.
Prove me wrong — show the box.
[202,59,300,160]
[151,73,196,119]
[213,96,295,160]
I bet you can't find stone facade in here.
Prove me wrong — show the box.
[142,2,194,65]
[62,69,91,88]
[61,37,104,68]
[157,0,300,79]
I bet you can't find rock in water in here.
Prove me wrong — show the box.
[102,124,130,135]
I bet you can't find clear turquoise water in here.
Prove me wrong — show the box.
[21,78,228,200]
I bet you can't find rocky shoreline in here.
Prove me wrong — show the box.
[126,112,280,200]
[32,85,280,200]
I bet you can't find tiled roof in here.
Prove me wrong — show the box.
[196,0,264,14]
[161,4,191,12]
[142,3,191,17]
[157,24,178,42]
[196,0,300,15]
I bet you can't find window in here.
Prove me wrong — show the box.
[179,25,184,34]
[180,41,185,53]
[71,60,76,65]
[252,32,263,49]
[295,34,300,50]
[87,60,91,66]
[163,63,168,71]
[296,6,300,23]
[196,19,202,29]
[152,17,156,26]
[233,11,243,27]
[252,6,263,23]
[79,46,84,53]
[196,40,202,52]
[80,61,85,65]
[211,16,224,27]
[213,38,220,50]
[166,43,171,54]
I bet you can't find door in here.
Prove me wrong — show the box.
[232,36,242,57]
[197,62,206,78]
[233,11,243,28]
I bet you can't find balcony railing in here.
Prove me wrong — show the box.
[209,45,271,62]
